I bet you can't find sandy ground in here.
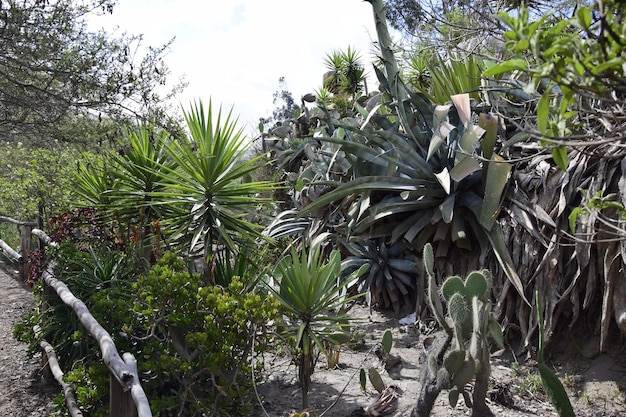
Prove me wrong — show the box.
[251,303,626,417]
[0,262,56,417]
[1,259,626,417]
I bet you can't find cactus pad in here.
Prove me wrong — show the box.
[465,270,489,300]
[423,243,435,276]
[443,349,466,374]
[449,387,460,408]
[451,355,475,388]
[448,292,467,326]
[441,275,465,301]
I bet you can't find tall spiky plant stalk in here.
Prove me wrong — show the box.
[365,0,411,131]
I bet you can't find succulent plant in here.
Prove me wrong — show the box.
[416,243,504,416]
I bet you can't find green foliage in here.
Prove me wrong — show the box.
[155,100,279,281]
[0,0,184,140]
[0,142,99,243]
[408,53,486,105]
[15,236,139,416]
[16,209,280,417]
[536,291,575,417]
[132,252,279,416]
[73,124,177,262]
[73,100,281,277]
[61,362,110,417]
[484,1,625,170]
[267,237,367,408]
[423,243,503,414]
[323,47,367,100]
[47,242,136,365]
[568,189,626,234]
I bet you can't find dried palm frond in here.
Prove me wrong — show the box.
[364,385,399,416]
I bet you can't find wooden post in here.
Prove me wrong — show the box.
[110,372,137,417]
[37,202,45,254]
[18,224,32,284]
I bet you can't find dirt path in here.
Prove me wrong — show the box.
[0,263,56,417]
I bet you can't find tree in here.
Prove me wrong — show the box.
[258,76,300,127]
[385,0,588,60]
[0,0,185,141]
[384,0,423,34]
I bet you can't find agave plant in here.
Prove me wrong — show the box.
[341,238,416,315]
[291,1,526,315]
[301,91,523,307]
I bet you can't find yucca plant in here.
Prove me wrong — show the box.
[73,124,176,262]
[266,235,368,409]
[153,100,280,283]
[73,158,118,208]
[323,46,367,100]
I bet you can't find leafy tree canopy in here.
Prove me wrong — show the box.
[384,0,589,57]
[0,0,186,141]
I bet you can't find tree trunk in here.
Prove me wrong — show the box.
[410,332,451,417]
[471,366,494,417]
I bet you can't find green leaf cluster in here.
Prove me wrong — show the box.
[74,100,280,276]
[323,47,367,100]
[267,237,367,408]
[484,1,626,170]
[20,247,280,416]
[132,252,280,416]
[0,142,97,245]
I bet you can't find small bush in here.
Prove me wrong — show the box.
[132,252,280,416]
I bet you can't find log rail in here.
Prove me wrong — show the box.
[0,217,153,417]
[0,215,37,283]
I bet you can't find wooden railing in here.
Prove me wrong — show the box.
[0,217,153,417]
[0,216,38,283]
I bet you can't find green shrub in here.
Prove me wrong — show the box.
[132,252,280,416]
[17,249,280,417]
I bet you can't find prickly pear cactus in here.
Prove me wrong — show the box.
[421,243,503,416]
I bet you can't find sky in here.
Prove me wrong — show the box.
[90,0,382,135]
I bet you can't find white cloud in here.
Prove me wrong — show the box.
[90,0,380,135]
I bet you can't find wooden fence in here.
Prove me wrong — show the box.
[0,216,152,417]
[0,215,38,283]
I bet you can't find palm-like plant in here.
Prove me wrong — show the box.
[266,236,367,409]
[323,47,367,100]
[73,124,175,261]
[155,100,279,282]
